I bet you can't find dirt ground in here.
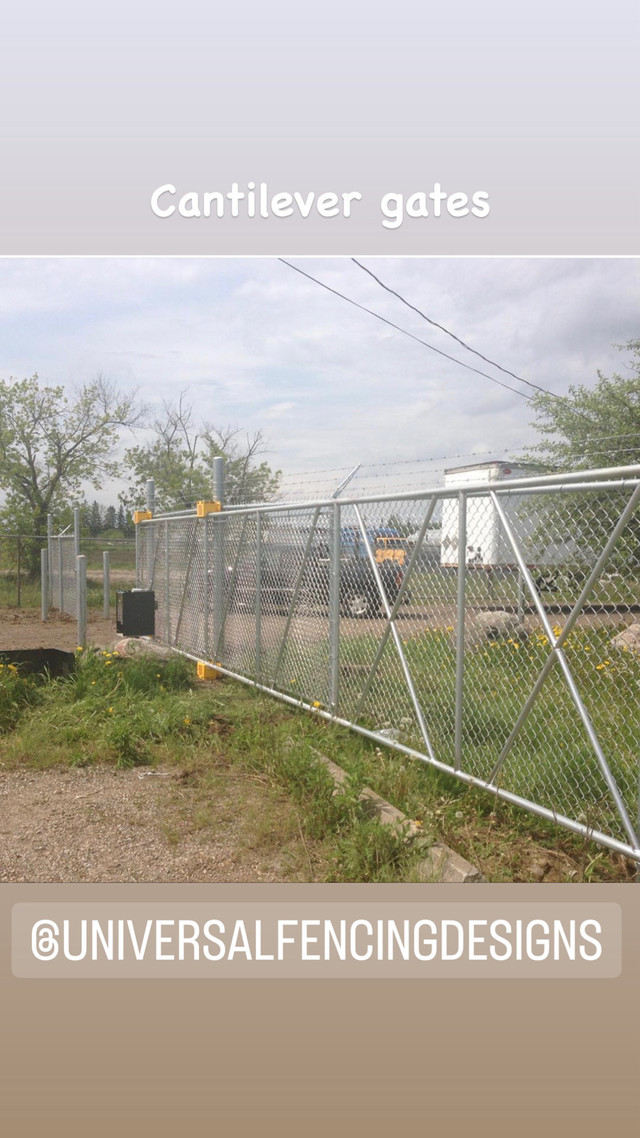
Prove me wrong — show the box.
[0,606,116,652]
[0,606,318,883]
[0,766,312,883]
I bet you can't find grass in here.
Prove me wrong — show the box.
[0,649,423,883]
[0,572,134,610]
[410,566,640,610]
[1,630,637,882]
[273,620,640,851]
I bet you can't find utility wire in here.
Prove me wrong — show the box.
[278,258,531,401]
[279,259,635,434]
[350,257,559,400]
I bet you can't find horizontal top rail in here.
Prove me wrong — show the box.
[141,464,640,522]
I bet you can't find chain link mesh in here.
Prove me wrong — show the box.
[48,534,77,617]
[141,469,640,861]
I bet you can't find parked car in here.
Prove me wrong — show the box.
[220,540,404,618]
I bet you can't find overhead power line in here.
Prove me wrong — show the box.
[278,258,531,401]
[350,257,560,401]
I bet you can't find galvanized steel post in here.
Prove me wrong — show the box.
[58,534,64,613]
[40,548,48,622]
[103,550,110,620]
[74,506,81,559]
[329,502,341,713]
[165,520,171,644]
[47,514,53,606]
[203,514,210,657]
[212,456,225,661]
[76,554,87,648]
[454,491,467,770]
[135,522,140,588]
[255,511,262,680]
[145,478,155,590]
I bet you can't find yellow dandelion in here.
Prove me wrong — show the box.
[108,706,114,713]
[183,717,191,725]
[76,645,84,653]
[312,700,321,708]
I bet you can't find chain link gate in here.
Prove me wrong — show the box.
[137,463,640,863]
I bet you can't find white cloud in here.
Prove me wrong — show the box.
[0,255,638,505]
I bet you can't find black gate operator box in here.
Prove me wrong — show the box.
[116,590,156,636]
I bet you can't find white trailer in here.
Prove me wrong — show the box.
[439,460,579,569]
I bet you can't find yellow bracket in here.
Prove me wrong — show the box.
[197,661,220,680]
[133,510,153,524]
[197,500,222,517]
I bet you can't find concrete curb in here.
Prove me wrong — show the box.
[314,751,485,884]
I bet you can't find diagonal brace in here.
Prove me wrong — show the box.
[353,506,435,761]
[488,489,640,849]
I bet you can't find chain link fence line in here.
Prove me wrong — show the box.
[44,509,88,645]
[136,462,640,863]
[0,534,48,606]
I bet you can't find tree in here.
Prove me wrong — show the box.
[0,374,142,571]
[103,506,118,532]
[121,391,280,513]
[88,500,104,537]
[526,340,640,472]
[525,340,640,570]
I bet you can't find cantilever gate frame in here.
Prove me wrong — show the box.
[136,463,640,864]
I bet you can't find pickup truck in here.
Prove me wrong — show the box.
[226,541,404,618]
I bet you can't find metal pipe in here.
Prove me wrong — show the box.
[16,536,21,607]
[40,548,48,622]
[212,457,226,660]
[165,521,171,645]
[329,501,341,712]
[353,506,435,762]
[135,522,140,588]
[203,514,210,658]
[454,491,467,770]
[145,479,155,591]
[58,535,64,613]
[74,506,80,559]
[354,495,438,719]
[47,514,53,607]
[103,550,110,620]
[212,455,225,504]
[331,464,361,498]
[76,555,87,648]
[149,465,640,517]
[255,512,262,680]
[142,474,640,525]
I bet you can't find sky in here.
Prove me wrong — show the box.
[0,256,638,502]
